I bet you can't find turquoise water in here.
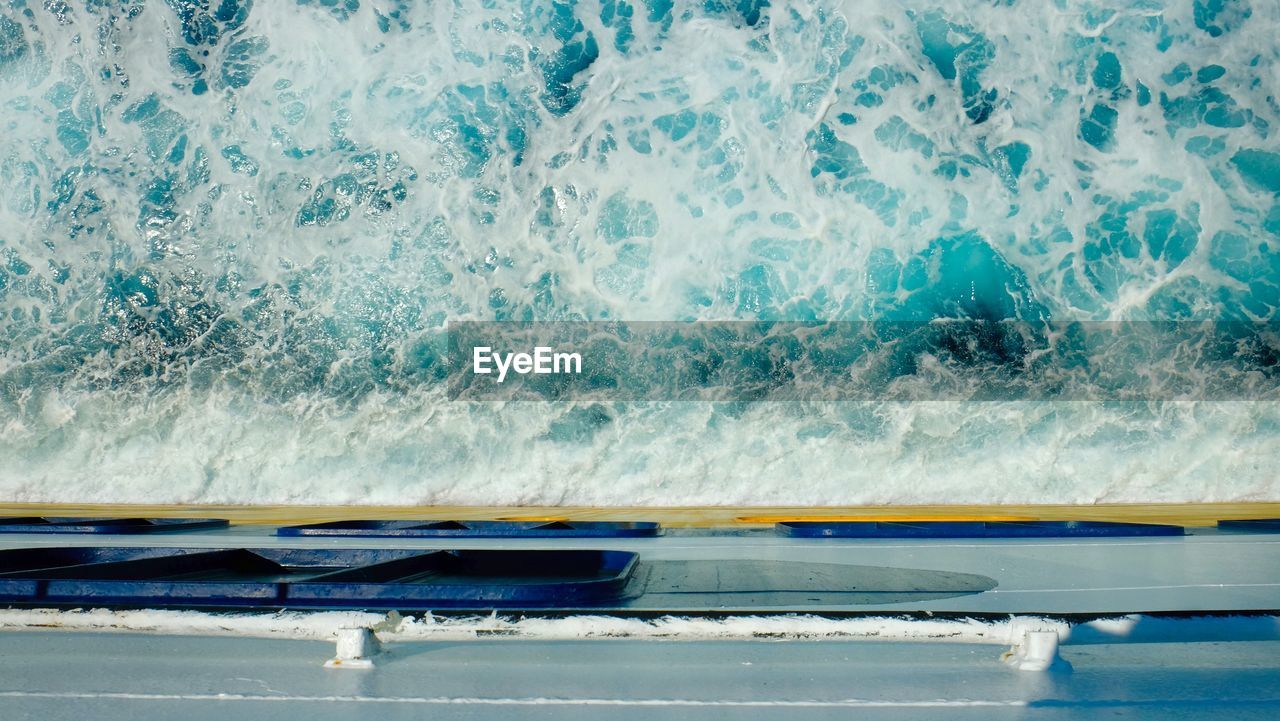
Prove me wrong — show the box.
[0,1,1277,504]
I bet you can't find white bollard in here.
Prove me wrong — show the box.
[325,626,382,669]
[1002,629,1071,672]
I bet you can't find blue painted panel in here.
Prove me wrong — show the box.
[0,517,230,534]
[1217,519,1280,532]
[0,546,639,608]
[777,520,1185,538]
[276,520,661,538]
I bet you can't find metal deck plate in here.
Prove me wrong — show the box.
[0,528,1276,614]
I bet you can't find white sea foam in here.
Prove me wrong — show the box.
[0,1,1277,504]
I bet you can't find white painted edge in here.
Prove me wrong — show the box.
[0,608,1277,646]
[0,690,1034,708]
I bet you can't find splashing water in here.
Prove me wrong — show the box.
[0,1,1277,505]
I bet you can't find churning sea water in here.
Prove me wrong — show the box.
[0,1,1277,505]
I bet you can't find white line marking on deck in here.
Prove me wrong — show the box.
[0,691,1027,708]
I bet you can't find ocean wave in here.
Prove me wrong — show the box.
[1,0,1277,504]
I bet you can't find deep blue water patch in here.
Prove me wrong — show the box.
[1232,149,1280,194]
[913,10,997,124]
[0,15,27,67]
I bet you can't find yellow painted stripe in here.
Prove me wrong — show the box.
[1,502,1278,528]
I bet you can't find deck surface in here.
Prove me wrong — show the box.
[2,632,1278,721]
[1,506,1278,720]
